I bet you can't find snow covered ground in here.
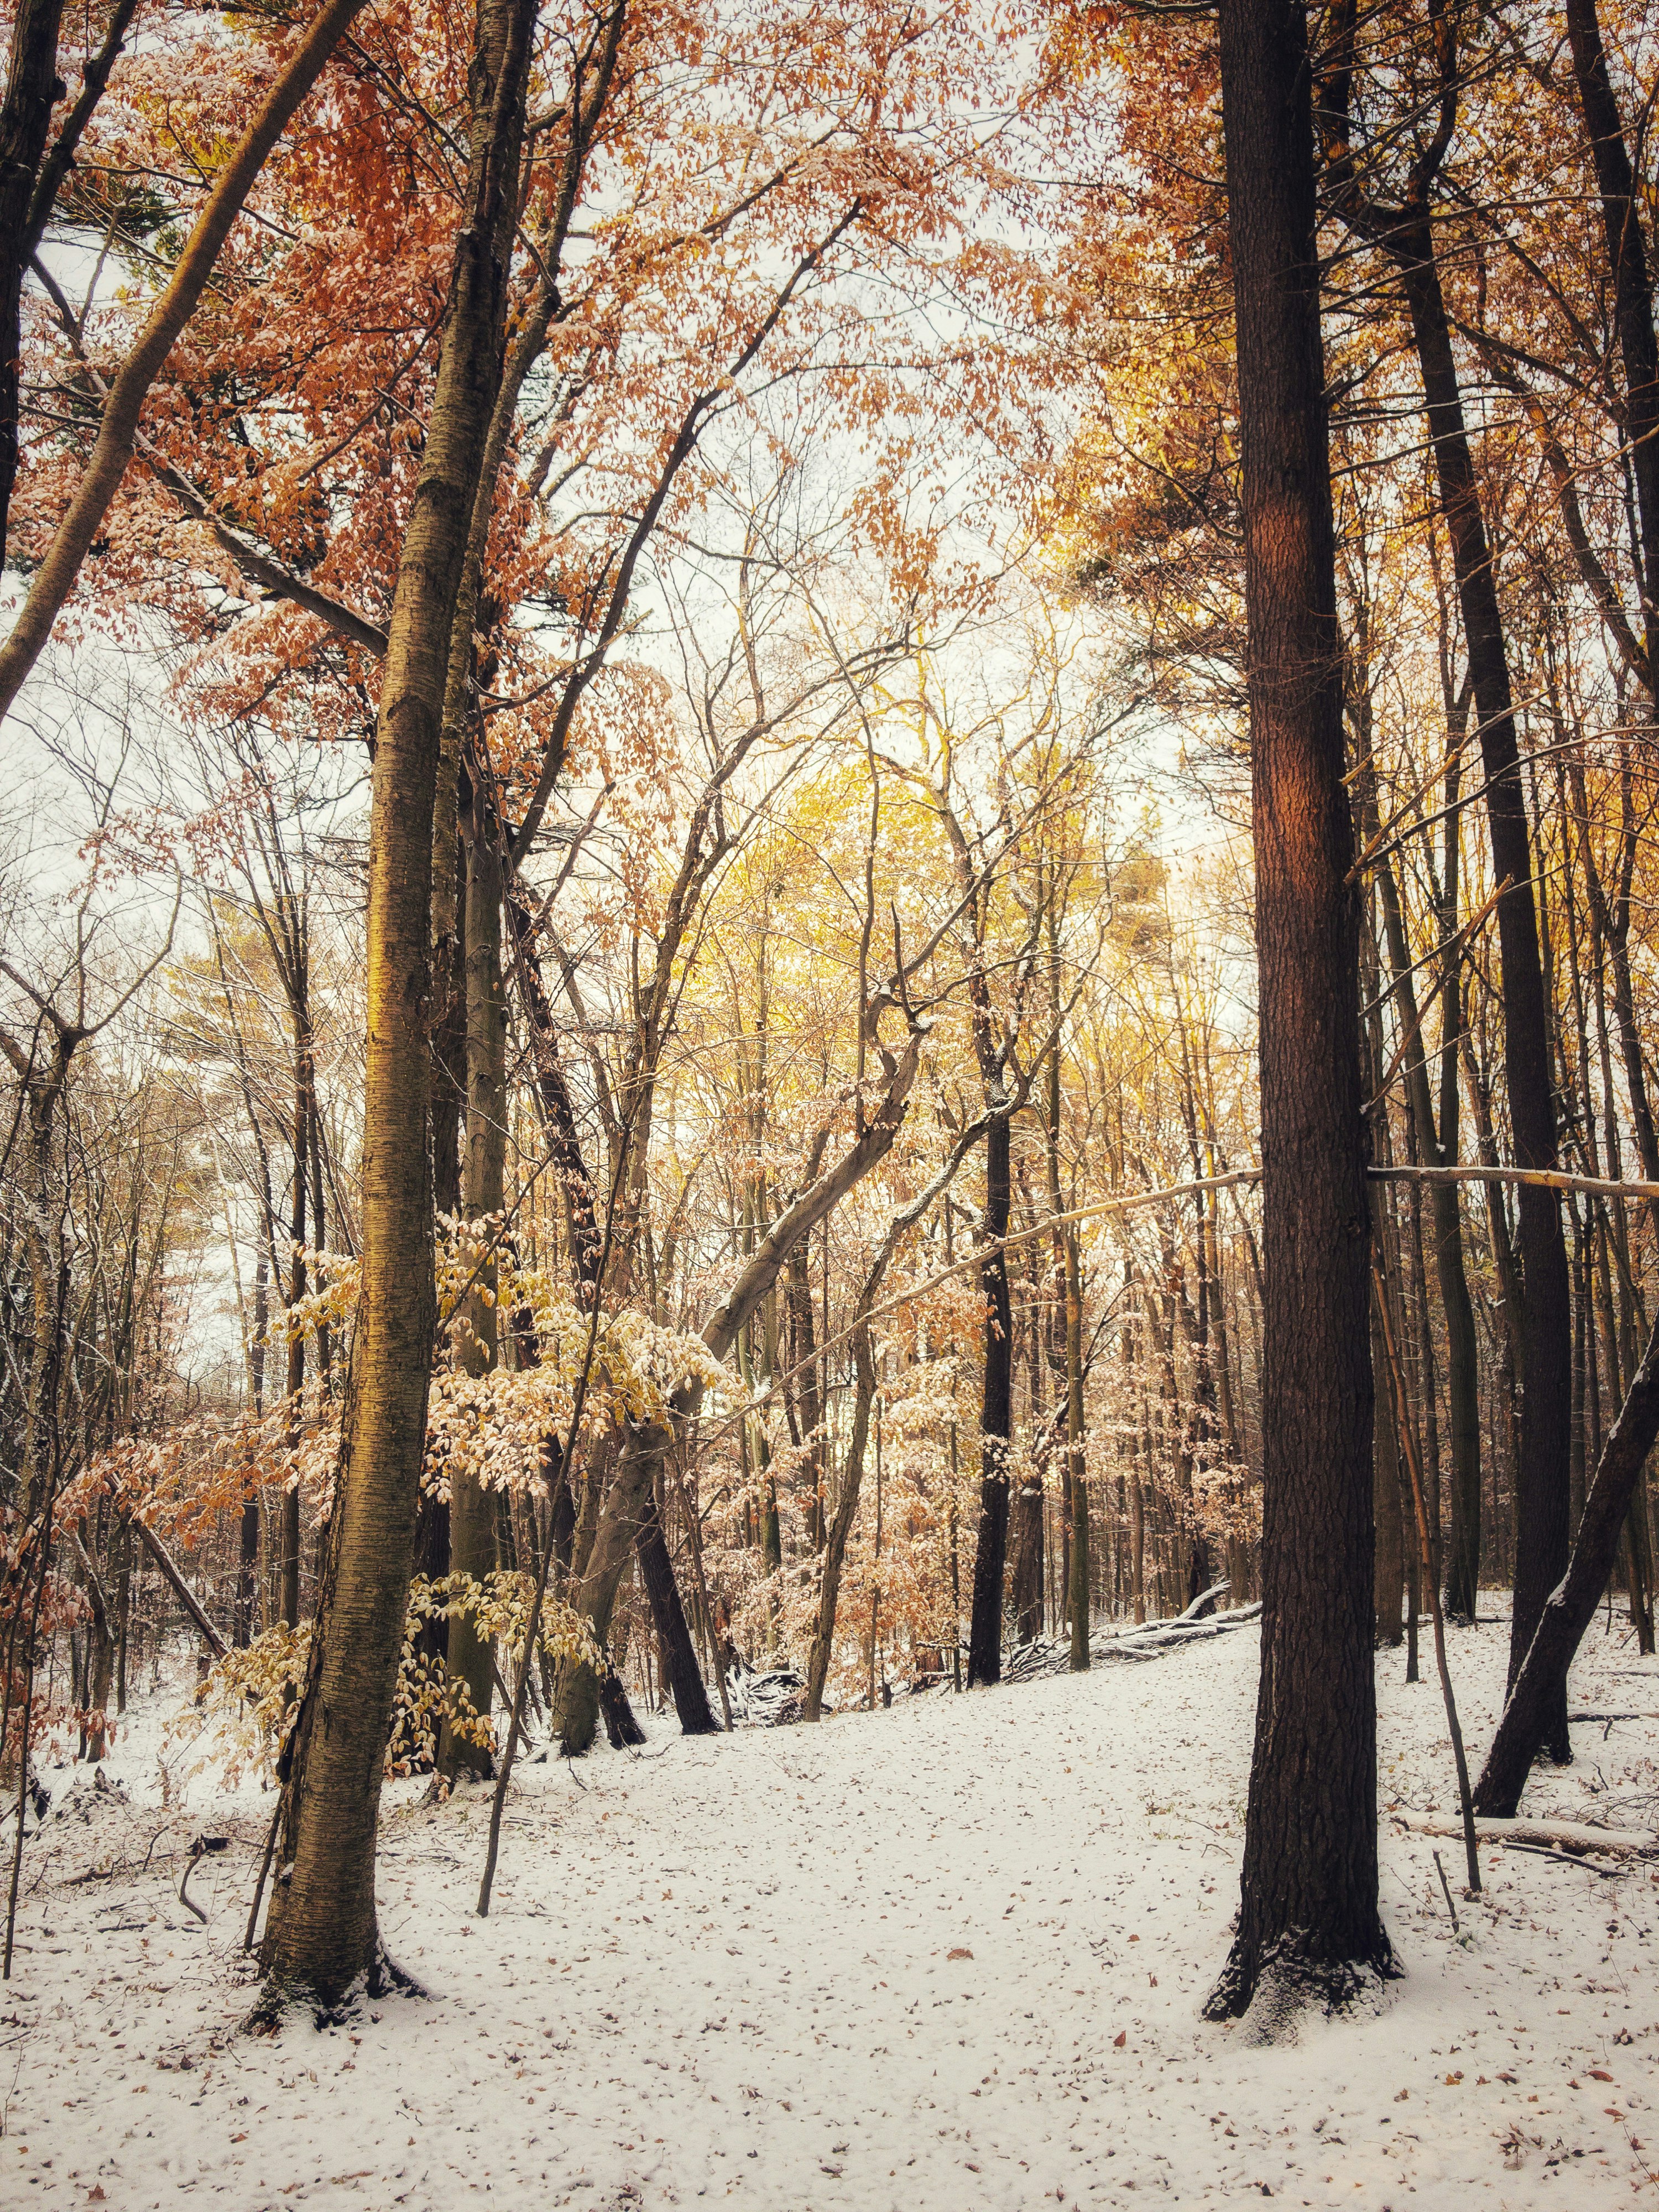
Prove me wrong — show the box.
[6,1611,1658,2209]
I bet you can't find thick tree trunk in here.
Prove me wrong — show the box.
[967,1109,1014,1686]
[1205,0,1389,2023]
[258,0,536,2007]
[634,1481,719,1735]
[1391,233,1573,1762]
[1475,1303,1659,1815]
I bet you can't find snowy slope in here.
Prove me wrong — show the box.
[6,1614,1657,2209]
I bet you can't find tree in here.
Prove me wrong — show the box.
[1203,0,1391,2026]
[258,0,538,2007]
[1323,0,1574,1760]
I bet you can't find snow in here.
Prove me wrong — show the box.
[7,1613,1658,2208]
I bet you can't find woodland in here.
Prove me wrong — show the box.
[3,0,1659,2202]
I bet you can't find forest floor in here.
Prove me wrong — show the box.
[6,1608,1659,2210]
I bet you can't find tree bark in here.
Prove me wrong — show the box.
[1205,0,1390,2023]
[633,1478,719,1735]
[1388,229,1573,1761]
[1564,0,1659,688]
[1371,1293,1405,1647]
[1374,856,1481,1620]
[804,1321,877,1721]
[967,1109,1014,1685]
[259,0,537,2007]
[0,0,65,561]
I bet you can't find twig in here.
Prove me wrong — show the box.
[243,1802,282,1953]
[1432,1849,1460,1931]
[1500,1841,1624,1877]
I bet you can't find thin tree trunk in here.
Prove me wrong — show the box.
[1564,0,1659,689]
[1372,1292,1405,1648]
[1388,225,1573,1764]
[967,1108,1014,1685]
[280,1030,308,1631]
[804,1322,877,1721]
[1375,856,1482,1620]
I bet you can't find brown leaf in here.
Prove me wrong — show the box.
[947,1946,973,1960]
[1113,2030,1127,2048]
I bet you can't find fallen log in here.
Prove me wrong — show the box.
[1392,1813,1656,1861]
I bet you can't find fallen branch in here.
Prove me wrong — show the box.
[131,1519,228,1661]
[1500,1841,1624,1877]
[1393,1813,1656,1860]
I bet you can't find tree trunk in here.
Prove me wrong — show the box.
[1371,1295,1405,1647]
[1374,856,1481,1620]
[1389,225,1573,1764]
[1205,0,1389,2023]
[967,1108,1014,1685]
[805,1324,877,1721]
[785,1240,825,1549]
[1065,1227,1089,1670]
[279,1032,309,1631]
[0,0,64,561]
[259,0,536,2007]
[633,1480,719,1735]
[436,826,506,1781]
[1564,0,1659,688]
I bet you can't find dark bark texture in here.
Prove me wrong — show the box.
[966,1109,1014,1686]
[0,0,64,561]
[1205,0,1390,2023]
[1389,231,1573,1759]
